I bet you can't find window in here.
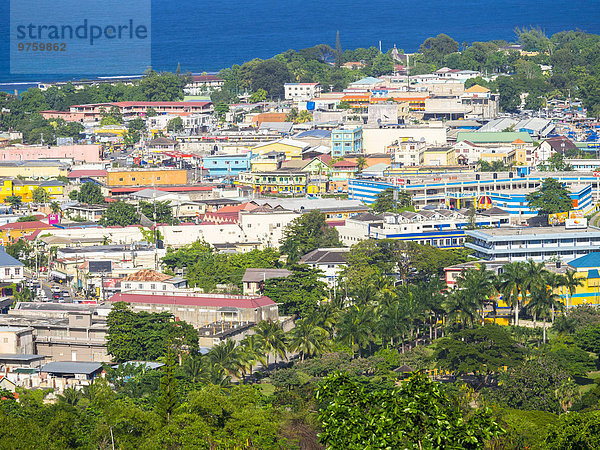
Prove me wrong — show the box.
[157,177,161,181]
[119,178,123,181]
[4,268,9,276]
[138,283,143,289]
[76,315,83,320]
[151,284,156,290]
[14,268,19,275]
[132,177,136,181]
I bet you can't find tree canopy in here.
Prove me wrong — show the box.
[526,178,573,215]
[280,211,341,262]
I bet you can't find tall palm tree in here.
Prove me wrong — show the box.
[287,318,328,361]
[253,321,287,367]
[335,305,376,357]
[528,284,563,343]
[50,201,60,215]
[377,300,409,351]
[239,334,267,376]
[454,265,497,326]
[497,261,527,326]
[562,269,584,309]
[207,340,243,377]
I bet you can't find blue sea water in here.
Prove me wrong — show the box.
[1,0,599,91]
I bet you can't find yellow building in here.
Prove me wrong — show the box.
[251,138,308,160]
[107,169,187,187]
[422,147,457,166]
[0,161,69,179]
[0,179,64,203]
[563,253,600,307]
[0,220,54,245]
[237,171,307,194]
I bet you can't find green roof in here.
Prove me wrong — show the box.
[457,131,533,144]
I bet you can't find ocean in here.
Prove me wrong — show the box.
[1,0,599,92]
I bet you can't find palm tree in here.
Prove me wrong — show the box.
[239,334,267,376]
[207,340,243,377]
[377,300,409,351]
[497,261,527,326]
[58,387,81,406]
[335,305,376,357]
[253,321,287,367]
[528,284,563,343]
[356,156,367,172]
[287,318,328,361]
[562,269,584,309]
[454,265,497,326]
[50,201,60,215]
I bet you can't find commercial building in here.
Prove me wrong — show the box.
[107,168,188,187]
[337,208,511,248]
[69,101,213,120]
[0,161,69,179]
[108,291,279,331]
[349,171,600,212]
[237,170,308,194]
[465,226,600,262]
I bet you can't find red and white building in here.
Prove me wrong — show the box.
[69,101,213,121]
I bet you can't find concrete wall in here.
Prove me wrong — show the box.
[362,126,447,154]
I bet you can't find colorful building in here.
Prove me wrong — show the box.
[0,179,64,203]
[331,127,363,157]
[106,169,187,187]
[237,171,307,194]
[203,153,255,178]
[565,253,600,307]
[330,160,358,192]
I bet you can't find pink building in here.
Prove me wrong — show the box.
[69,101,213,120]
[0,144,102,163]
[39,110,87,122]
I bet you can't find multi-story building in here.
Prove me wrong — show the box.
[236,170,308,194]
[69,101,213,121]
[465,226,600,262]
[331,126,363,157]
[202,153,255,178]
[107,168,187,187]
[388,139,427,168]
[184,75,225,95]
[349,171,600,213]
[252,138,309,160]
[337,208,511,248]
[284,83,321,101]
[330,160,358,192]
[0,144,102,163]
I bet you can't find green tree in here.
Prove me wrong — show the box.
[527,178,573,216]
[497,261,527,326]
[253,320,287,367]
[316,371,504,449]
[32,187,49,203]
[280,210,341,262]
[99,201,138,226]
[5,195,22,207]
[263,265,327,316]
[544,410,600,449]
[249,89,267,103]
[371,188,412,213]
[419,34,460,64]
[287,317,328,361]
[77,182,104,204]
[166,116,183,133]
[528,284,564,343]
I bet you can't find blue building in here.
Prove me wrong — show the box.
[203,153,254,178]
[331,127,363,157]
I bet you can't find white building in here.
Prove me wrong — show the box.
[388,139,427,167]
[284,83,321,101]
[465,226,600,262]
[238,207,300,248]
[184,75,225,95]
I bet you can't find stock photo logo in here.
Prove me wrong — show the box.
[10,0,151,75]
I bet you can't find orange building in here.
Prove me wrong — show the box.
[107,169,187,187]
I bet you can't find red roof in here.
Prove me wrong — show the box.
[0,221,52,231]
[332,160,358,168]
[72,101,211,108]
[190,75,224,82]
[109,292,276,309]
[67,170,108,178]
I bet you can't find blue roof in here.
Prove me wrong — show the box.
[569,252,600,269]
[0,249,24,267]
[295,129,331,138]
[588,269,600,279]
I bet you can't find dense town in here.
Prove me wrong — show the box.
[1,29,600,448]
